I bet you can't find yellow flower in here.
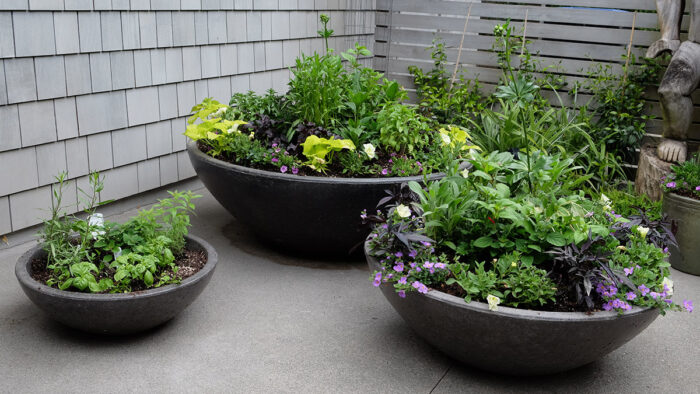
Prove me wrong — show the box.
[395,204,411,218]
[248,132,255,140]
[617,245,627,251]
[362,143,376,159]
[461,168,469,178]
[487,294,500,312]
[511,262,517,268]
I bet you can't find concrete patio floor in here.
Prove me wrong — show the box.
[1,182,699,393]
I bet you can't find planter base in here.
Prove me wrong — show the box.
[663,192,700,276]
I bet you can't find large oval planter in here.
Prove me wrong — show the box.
[663,192,700,275]
[366,244,659,376]
[187,140,450,255]
[15,235,218,335]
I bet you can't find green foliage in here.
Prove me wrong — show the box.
[40,172,200,294]
[301,135,356,172]
[377,103,430,154]
[576,54,666,165]
[600,185,662,221]
[287,52,347,132]
[409,40,487,125]
[662,154,700,198]
[185,98,248,156]
[409,151,604,263]
[227,89,288,123]
[447,253,556,308]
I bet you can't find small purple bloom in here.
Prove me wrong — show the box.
[395,252,403,258]
[372,272,382,287]
[638,284,650,296]
[381,168,388,175]
[292,167,299,175]
[420,241,432,247]
[623,267,634,276]
[280,165,288,173]
[271,157,279,163]
[408,250,417,258]
[626,292,637,300]
[272,143,278,148]
[666,181,677,188]
[435,262,447,269]
[398,276,407,285]
[683,300,694,312]
[412,281,428,294]
[650,291,660,300]
[663,247,669,254]
[388,159,393,163]
[398,290,406,298]
[602,301,613,311]
[393,262,404,272]
[696,186,700,191]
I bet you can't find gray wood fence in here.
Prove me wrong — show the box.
[374,0,700,143]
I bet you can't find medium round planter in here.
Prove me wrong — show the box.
[663,192,700,275]
[187,140,451,255]
[365,244,659,376]
[15,235,218,335]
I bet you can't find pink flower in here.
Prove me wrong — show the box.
[292,167,299,175]
[271,157,279,163]
[280,165,288,173]
[381,168,388,175]
[666,182,676,188]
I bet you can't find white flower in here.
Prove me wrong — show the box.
[395,204,411,218]
[212,106,228,118]
[662,277,674,295]
[440,133,451,145]
[461,168,469,178]
[487,294,500,311]
[249,131,255,140]
[600,193,612,211]
[363,143,376,159]
[636,226,650,239]
[88,213,105,239]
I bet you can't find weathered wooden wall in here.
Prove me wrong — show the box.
[373,0,700,143]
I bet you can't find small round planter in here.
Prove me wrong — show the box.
[187,140,451,255]
[365,244,659,376]
[15,235,218,335]
[663,192,700,275]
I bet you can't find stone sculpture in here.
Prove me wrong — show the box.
[636,0,699,200]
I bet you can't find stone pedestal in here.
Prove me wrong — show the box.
[635,145,674,201]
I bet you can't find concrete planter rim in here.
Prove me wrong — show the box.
[365,241,654,322]
[664,191,700,205]
[15,234,218,302]
[186,139,449,185]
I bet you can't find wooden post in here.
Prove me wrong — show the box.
[450,2,473,90]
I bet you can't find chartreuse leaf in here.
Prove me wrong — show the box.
[301,135,356,172]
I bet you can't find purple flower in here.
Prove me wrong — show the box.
[398,290,406,298]
[650,291,660,300]
[435,262,447,270]
[696,186,700,191]
[666,182,676,188]
[271,157,279,163]
[388,159,393,164]
[408,250,417,258]
[393,262,404,272]
[372,272,382,287]
[292,167,299,175]
[280,165,288,173]
[683,300,694,312]
[420,241,432,247]
[602,301,613,311]
[381,168,388,175]
[412,281,428,294]
[398,276,407,285]
[663,247,669,254]
[638,284,650,296]
[623,267,634,276]
[272,143,278,148]
[395,252,403,258]
[626,292,637,300]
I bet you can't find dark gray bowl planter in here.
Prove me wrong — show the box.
[366,244,659,376]
[187,140,451,256]
[15,235,218,335]
[663,192,700,275]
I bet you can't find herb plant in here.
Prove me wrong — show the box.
[39,172,200,293]
[661,154,700,199]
